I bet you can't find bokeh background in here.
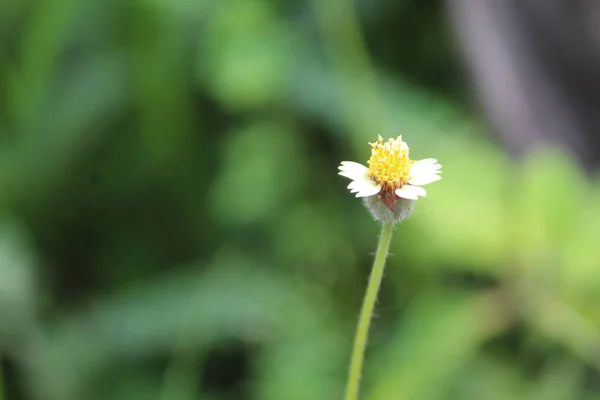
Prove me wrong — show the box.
[2,0,600,399]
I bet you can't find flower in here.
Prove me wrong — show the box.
[338,135,441,212]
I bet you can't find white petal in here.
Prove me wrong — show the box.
[411,159,441,172]
[394,186,418,200]
[395,185,426,199]
[348,179,370,193]
[409,185,427,197]
[338,169,369,180]
[348,181,369,191]
[350,181,377,193]
[338,161,369,180]
[409,168,440,180]
[423,164,442,173]
[339,161,368,174]
[348,184,361,193]
[408,174,442,186]
[345,176,377,195]
[347,175,372,188]
[340,161,368,170]
[416,167,442,176]
[338,170,360,179]
[347,180,359,188]
[355,182,381,198]
[411,159,437,170]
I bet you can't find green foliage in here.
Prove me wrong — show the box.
[1,0,600,399]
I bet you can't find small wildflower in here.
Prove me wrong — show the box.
[338,135,442,222]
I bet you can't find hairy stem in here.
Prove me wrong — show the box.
[345,222,394,400]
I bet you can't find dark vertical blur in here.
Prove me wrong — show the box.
[448,0,600,169]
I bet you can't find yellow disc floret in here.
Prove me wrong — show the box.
[367,135,413,192]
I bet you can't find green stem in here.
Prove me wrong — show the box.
[345,222,394,400]
[0,349,4,400]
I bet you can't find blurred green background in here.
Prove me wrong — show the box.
[1,0,600,399]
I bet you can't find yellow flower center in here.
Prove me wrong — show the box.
[367,135,413,192]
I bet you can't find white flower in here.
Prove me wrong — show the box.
[338,135,442,203]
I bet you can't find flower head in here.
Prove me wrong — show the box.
[338,135,441,220]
